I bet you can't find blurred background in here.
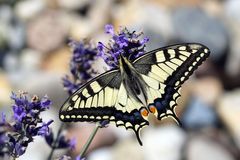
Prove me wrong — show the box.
[0,0,240,159]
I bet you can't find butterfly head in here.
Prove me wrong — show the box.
[118,54,133,72]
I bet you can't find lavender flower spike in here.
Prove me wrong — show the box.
[97,24,149,69]
[63,40,98,94]
[0,92,53,158]
[105,24,114,35]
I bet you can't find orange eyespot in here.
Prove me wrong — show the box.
[140,108,149,117]
[149,105,156,114]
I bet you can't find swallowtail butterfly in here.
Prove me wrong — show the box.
[59,43,210,145]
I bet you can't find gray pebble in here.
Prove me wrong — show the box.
[186,134,234,160]
[182,96,218,129]
[172,7,228,62]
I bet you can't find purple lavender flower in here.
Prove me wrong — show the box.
[10,92,29,106]
[58,155,85,160]
[44,129,54,146]
[75,155,85,160]
[45,125,77,160]
[37,120,53,136]
[62,76,81,95]
[98,24,149,69]
[105,24,114,35]
[1,112,6,123]
[40,96,52,109]
[0,134,7,144]
[15,142,25,156]
[63,40,98,94]
[58,40,98,159]
[99,120,109,127]
[58,155,72,160]
[0,112,8,156]
[68,138,77,150]
[0,92,53,158]
[13,105,26,122]
[57,135,77,150]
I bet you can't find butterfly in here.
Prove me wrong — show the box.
[59,43,210,145]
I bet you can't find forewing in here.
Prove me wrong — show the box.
[133,43,210,122]
[59,69,148,145]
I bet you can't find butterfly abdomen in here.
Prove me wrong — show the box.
[120,55,149,105]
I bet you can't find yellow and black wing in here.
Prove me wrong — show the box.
[59,69,149,145]
[59,43,210,145]
[133,43,210,123]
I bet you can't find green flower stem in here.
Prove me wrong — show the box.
[79,122,101,157]
[47,123,64,160]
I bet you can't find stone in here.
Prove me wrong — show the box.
[150,0,201,8]
[57,0,89,10]
[0,5,13,22]
[112,138,144,160]
[7,21,25,50]
[3,52,18,72]
[0,5,25,51]
[225,0,240,23]
[0,6,12,51]
[223,0,240,76]
[27,10,69,53]
[90,126,186,160]
[224,21,240,76]
[41,47,70,74]
[186,134,235,160]
[14,0,46,21]
[20,48,42,71]
[112,0,173,50]
[69,16,93,40]
[88,0,112,32]
[142,125,186,160]
[218,89,240,149]
[172,7,229,62]
[88,148,113,160]
[181,96,218,129]
[190,77,223,105]
[202,0,224,16]
[0,72,12,106]
[181,77,222,128]
[223,1,240,76]
[223,18,240,76]
[68,0,111,40]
